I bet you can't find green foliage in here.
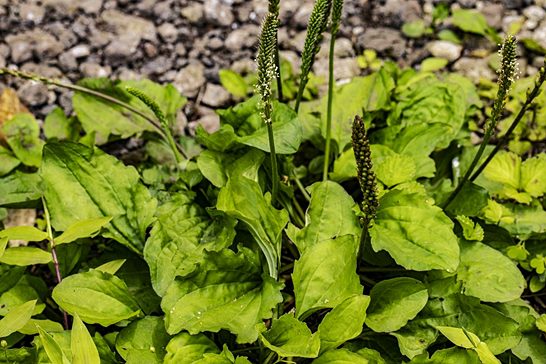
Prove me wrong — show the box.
[0,3,544,363]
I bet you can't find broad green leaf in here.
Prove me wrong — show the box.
[259,314,320,358]
[0,171,41,208]
[451,9,499,42]
[446,182,489,217]
[393,293,521,358]
[52,269,141,326]
[537,315,546,333]
[457,240,525,302]
[312,348,386,364]
[72,314,100,364]
[286,181,361,254]
[370,190,460,272]
[162,248,283,343]
[0,275,45,316]
[455,216,484,241]
[374,153,416,187]
[521,154,546,198]
[0,247,52,266]
[0,237,7,258]
[318,295,370,353]
[366,278,428,333]
[95,259,126,275]
[44,107,78,141]
[0,226,48,242]
[18,318,63,335]
[402,20,428,38]
[219,69,248,98]
[0,300,36,338]
[197,149,265,188]
[1,114,44,167]
[0,146,20,176]
[209,97,302,154]
[436,326,501,364]
[73,79,185,142]
[217,176,288,277]
[164,332,220,364]
[293,235,362,318]
[37,326,71,364]
[55,217,112,245]
[409,347,480,364]
[420,57,449,72]
[115,316,170,362]
[319,70,395,152]
[41,142,157,253]
[145,192,236,296]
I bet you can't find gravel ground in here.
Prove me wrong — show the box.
[1,0,545,132]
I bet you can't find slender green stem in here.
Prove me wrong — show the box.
[443,36,518,209]
[42,198,69,330]
[323,33,337,181]
[294,85,305,113]
[292,173,311,202]
[0,67,188,159]
[267,123,279,206]
[470,64,546,181]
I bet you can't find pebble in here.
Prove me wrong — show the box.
[202,83,231,107]
[157,23,178,43]
[358,27,406,58]
[204,0,234,27]
[173,62,206,98]
[80,62,112,78]
[42,0,104,14]
[17,81,50,106]
[225,25,259,50]
[69,45,90,58]
[426,40,463,62]
[19,3,45,24]
[452,57,496,83]
[6,30,64,63]
[180,3,204,23]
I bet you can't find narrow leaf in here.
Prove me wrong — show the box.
[71,314,100,364]
[0,300,36,338]
[55,217,112,245]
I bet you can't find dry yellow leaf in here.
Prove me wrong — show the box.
[0,88,30,142]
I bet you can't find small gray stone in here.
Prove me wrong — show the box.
[533,21,546,49]
[202,83,231,107]
[80,62,112,78]
[426,40,463,61]
[479,4,504,30]
[204,0,235,27]
[101,10,156,52]
[292,2,314,28]
[189,114,220,135]
[377,0,422,27]
[19,3,45,24]
[21,63,62,78]
[157,23,178,43]
[6,30,64,63]
[524,6,546,22]
[314,57,359,81]
[58,52,77,71]
[42,0,103,14]
[225,24,259,49]
[69,45,90,58]
[452,57,495,83]
[358,28,406,58]
[180,3,204,23]
[173,62,206,98]
[17,81,49,106]
[141,56,173,75]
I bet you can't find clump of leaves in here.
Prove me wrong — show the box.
[0,4,545,364]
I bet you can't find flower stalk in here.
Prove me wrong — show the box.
[323,0,344,181]
[443,35,518,209]
[294,0,332,112]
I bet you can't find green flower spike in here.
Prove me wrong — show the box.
[351,115,379,226]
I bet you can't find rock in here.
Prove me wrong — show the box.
[314,57,360,80]
[202,83,231,107]
[6,30,64,63]
[69,45,90,58]
[426,40,462,61]
[292,2,314,28]
[58,52,77,71]
[225,24,259,49]
[104,39,137,63]
[153,1,174,21]
[17,81,50,106]
[479,3,504,29]
[377,0,422,27]
[358,27,406,58]
[534,20,546,49]
[42,0,103,14]
[180,3,204,23]
[452,57,496,83]
[80,62,112,78]
[317,36,355,59]
[20,63,62,78]
[101,10,156,54]
[204,0,235,27]
[19,3,45,24]
[45,22,78,49]
[141,56,173,75]
[157,23,178,43]
[189,114,220,135]
[173,62,206,98]
[524,6,546,22]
